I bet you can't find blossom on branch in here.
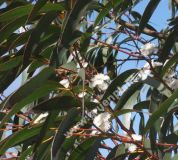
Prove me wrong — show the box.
[93,112,111,132]
[90,74,110,91]
[131,134,142,141]
[140,43,158,56]
[138,60,163,80]
[59,79,70,88]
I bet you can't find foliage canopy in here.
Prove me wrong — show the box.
[0,0,178,159]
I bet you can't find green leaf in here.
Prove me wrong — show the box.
[84,139,102,160]
[163,153,172,160]
[0,5,32,22]
[106,144,125,160]
[51,108,80,160]
[6,67,55,107]
[115,82,142,111]
[27,0,47,22]
[68,137,96,160]
[131,11,141,20]
[54,137,77,160]
[0,67,56,127]
[23,11,58,67]
[164,131,178,144]
[50,0,94,67]
[0,65,20,93]
[32,95,80,112]
[33,110,60,159]
[19,145,34,160]
[138,0,161,35]
[144,89,178,133]
[78,68,85,80]
[142,76,172,97]
[0,124,41,155]
[103,69,138,100]
[159,26,178,62]
[0,55,22,71]
[0,15,27,43]
[94,0,122,27]
[0,112,6,121]
[133,100,150,110]
[0,3,65,22]
[161,53,178,76]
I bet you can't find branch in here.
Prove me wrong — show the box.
[116,19,168,39]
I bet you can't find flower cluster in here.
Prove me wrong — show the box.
[59,79,70,88]
[128,134,142,152]
[93,112,112,133]
[138,60,163,80]
[33,113,48,124]
[164,70,178,90]
[140,43,158,56]
[90,74,111,91]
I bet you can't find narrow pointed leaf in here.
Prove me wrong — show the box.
[51,108,80,160]
[144,89,178,133]
[138,0,160,35]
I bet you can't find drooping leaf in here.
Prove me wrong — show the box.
[106,144,126,160]
[115,82,142,111]
[159,26,178,62]
[0,55,22,71]
[144,89,178,133]
[27,0,47,22]
[0,3,65,22]
[161,53,178,76]
[19,145,34,160]
[32,95,80,112]
[50,0,95,67]
[23,11,58,67]
[138,0,161,35]
[103,69,138,100]
[0,15,27,44]
[0,67,56,127]
[0,124,41,155]
[68,137,97,160]
[33,110,60,159]
[94,0,122,27]
[51,108,80,160]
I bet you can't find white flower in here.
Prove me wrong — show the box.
[128,144,137,152]
[138,60,163,80]
[163,70,178,90]
[94,26,100,30]
[67,51,80,62]
[91,108,98,114]
[19,27,26,33]
[90,74,110,91]
[140,43,158,56]
[91,98,99,103]
[131,134,142,141]
[144,60,163,69]
[93,112,111,132]
[86,108,98,119]
[78,92,87,98]
[59,79,70,88]
[170,79,178,90]
[91,130,99,135]
[76,61,88,69]
[33,113,48,124]
[18,25,31,33]
[138,69,152,81]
